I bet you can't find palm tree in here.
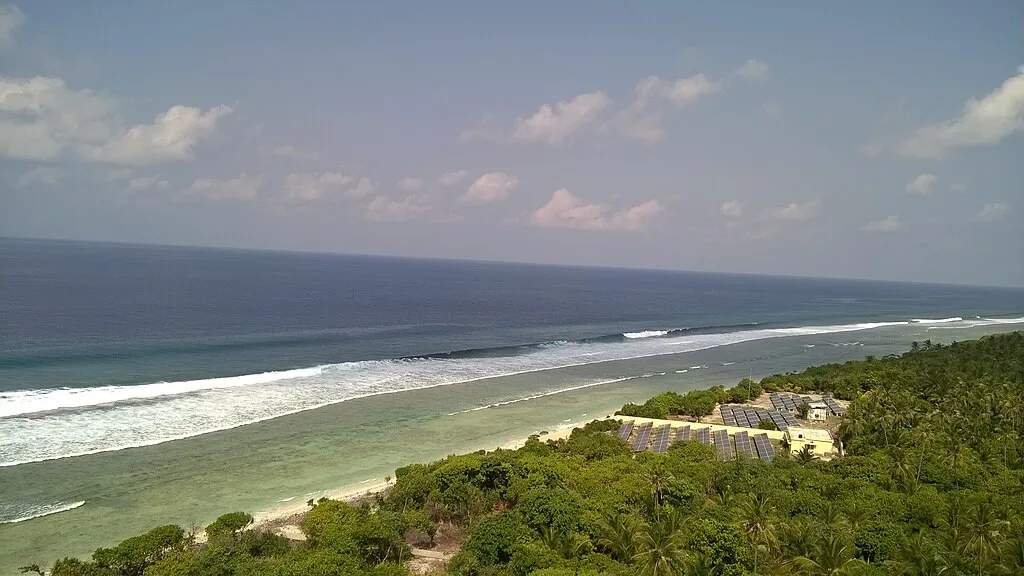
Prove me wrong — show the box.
[843,500,873,534]
[738,493,777,574]
[795,445,817,464]
[997,533,1024,575]
[597,510,641,562]
[633,510,689,576]
[967,499,1011,574]
[817,501,845,533]
[885,531,950,576]
[647,461,676,508]
[786,534,867,576]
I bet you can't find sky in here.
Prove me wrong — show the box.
[1,2,1022,286]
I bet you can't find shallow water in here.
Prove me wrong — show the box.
[1,320,1017,571]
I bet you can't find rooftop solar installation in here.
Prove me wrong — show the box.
[713,429,733,459]
[696,427,711,445]
[753,433,775,461]
[734,431,754,458]
[631,423,653,452]
[651,425,672,453]
[676,426,691,443]
[617,420,635,441]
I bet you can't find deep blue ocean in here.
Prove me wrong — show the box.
[2,237,1024,469]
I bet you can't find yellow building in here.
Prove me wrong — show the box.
[785,427,834,459]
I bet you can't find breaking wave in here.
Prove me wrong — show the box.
[1,501,86,524]
[1,315,1020,467]
[623,330,670,339]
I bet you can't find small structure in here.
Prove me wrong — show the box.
[806,401,829,422]
[785,427,834,459]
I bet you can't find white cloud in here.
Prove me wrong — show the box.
[462,172,518,204]
[397,177,423,192]
[127,175,170,192]
[0,74,232,164]
[258,145,319,161]
[181,173,261,202]
[529,189,663,231]
[437,169,468,186]
[663,74,722,106]
[82,104,233,165]
[16,166,62,187]
[282,171,365,203]
[0,75,118,160]
[735,59,769,83]
[364,195,430,222]
[611,76,667,143]
[347,177,378,199]
[862,215,903,232]
[974,202,1010,222]
[906,173,939,196]
[461,92,611,145]
[769,200,821,221]
[612,73,723,142]
[0,3,25,45]
[720,200,744,218]
[509,91,611,144]
[898,66,1024,158]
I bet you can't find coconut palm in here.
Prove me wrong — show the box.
[795,445,817,464]
[647,461,675,508]
[738,493,778,574]
[597,510,641,562]
[967,499,1010,574]
[885,531,950,576]
[786,534,867,576]
[997,533,1024,575]
[633,509,689,576]
[843,500,873,534]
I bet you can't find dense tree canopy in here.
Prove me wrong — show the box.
[27,332,1024,576]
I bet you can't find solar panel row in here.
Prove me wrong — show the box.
[617,420,635,441]
[631,423,653,452]
[696,427,711,445]
[713,429,733,459]
[652,425,672,453]
[753,433,775,461]
[676,426,691,443]
[734,431,754,458]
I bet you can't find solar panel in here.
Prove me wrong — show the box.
[675,426,691,443]
[770,395,785,411]
[753,434,775,461]
[734,431,754,458]
[713,429,733,459]
[631,423,653,452]
[617,420,635,441]
[696,427,711,445]
[823,396,844,415]
[723,412,738,426]
[651,425,672,453]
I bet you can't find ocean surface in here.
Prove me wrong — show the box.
[2,237,1023,571]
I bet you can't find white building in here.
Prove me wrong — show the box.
[807,401,829,422]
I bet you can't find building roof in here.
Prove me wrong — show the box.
[808,401,828,409]
[786,427,832,442]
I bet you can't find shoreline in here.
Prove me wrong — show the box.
[245,422,587,536]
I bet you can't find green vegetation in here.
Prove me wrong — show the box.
[25,332,1024,576]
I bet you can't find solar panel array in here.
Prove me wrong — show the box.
[734,431,754,458]
[617,420,635,441]
[720,404,796,430]
[712,429,733,459]
[822,396,845,415]
[696,427,711,445]
[631,423,653,452]
[651,425,672,453]
[675,426,691,443]
[752,433,775,461]
[770,393,817,413]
